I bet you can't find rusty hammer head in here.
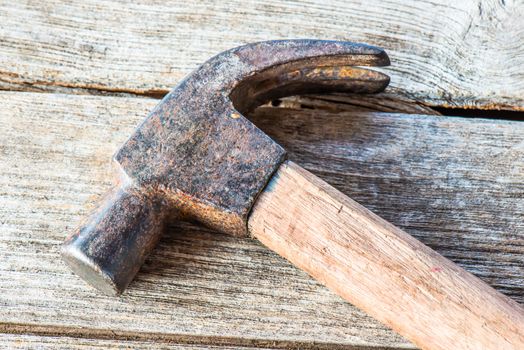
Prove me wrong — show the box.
[62,39,390,295]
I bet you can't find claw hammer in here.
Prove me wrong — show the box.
[62,40,524,349]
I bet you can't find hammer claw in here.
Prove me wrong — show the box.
[232,65,390,113]
[224,40,391,113]
[230,39,390,72]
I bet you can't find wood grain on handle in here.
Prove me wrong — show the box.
[248,160,524,350]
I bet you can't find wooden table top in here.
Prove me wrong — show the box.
[0,1,522,349]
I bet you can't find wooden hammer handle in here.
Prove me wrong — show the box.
[248,160,524,350]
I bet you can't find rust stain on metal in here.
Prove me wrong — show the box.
[62,39,390,295]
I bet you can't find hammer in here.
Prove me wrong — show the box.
[62,40,524,349]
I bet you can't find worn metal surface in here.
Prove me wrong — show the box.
[62,183,172,295]
[62,39,390,295]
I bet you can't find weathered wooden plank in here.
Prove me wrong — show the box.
[0,0,523,110]
[0,92,412,349]
[0,92,522,349]
[0,333,274,350]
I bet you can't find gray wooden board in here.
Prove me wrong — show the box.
[1,0,523,110]
[0,91,522,348]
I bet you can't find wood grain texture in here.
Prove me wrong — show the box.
[276,93,441,115]
[1,0,524,110]
[249,161,524,349]
[0,91,522,348]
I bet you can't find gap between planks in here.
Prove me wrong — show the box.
[0,327,398,350]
